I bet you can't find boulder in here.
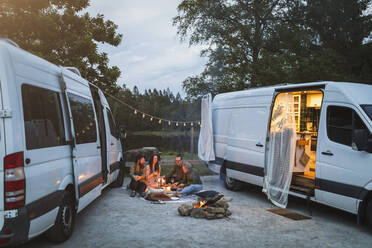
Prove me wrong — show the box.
[178,204,193,216]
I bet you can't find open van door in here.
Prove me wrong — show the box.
[263,93,297,208]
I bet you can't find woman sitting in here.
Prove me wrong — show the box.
[147,154,161,186]
[129,154,149,197]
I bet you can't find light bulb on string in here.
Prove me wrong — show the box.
[142,113,145,119]
[176,122,179,127]
[159,119,162,124]
[184,123,186,127]
[191,122,194,127]
[168,121,171,126]
[134,109,137,115]
[198,121,201,126]
[150,117,153,121]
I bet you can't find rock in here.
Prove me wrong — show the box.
[205,213,216,220]
[215,200,229,210]
[209,207,225,215]
[190,208,206,218]
[216,214,225,219]
[225,209,232,217]
[178,204,193,216]
[222,197,233,202]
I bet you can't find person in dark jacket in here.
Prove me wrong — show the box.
[165,154,192,184]
[179,162,203,196]
[129,154,149,197]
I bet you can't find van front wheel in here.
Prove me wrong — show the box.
[46,191,76,243]
[224,176,243,191]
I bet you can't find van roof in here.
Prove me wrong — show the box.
[0,40,90,88]
[213,81,372,106]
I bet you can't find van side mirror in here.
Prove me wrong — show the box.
[353,129,368,151]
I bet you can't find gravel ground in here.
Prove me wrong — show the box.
[20,176,372,248]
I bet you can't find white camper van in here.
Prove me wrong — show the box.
[205,82,372,223]
[0,39,124,246]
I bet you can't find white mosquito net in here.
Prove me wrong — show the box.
[198,93,216,161]
[263,93,296,208]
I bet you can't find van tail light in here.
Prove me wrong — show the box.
[4,152,25,210]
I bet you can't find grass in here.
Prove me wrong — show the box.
[160,156,215,177]
[161,151,199,160]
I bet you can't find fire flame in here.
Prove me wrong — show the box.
[193,200,207,208]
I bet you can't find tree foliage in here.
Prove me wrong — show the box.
[175,0,372,98]
[0,0,123,93]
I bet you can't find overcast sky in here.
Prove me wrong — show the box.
[87,0,207,96]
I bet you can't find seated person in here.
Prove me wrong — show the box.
[129,154,149,197]
[179,163,203,196]
[165,154,192,184]
[147,153,161,186]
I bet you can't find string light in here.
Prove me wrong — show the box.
[95,87,200,128]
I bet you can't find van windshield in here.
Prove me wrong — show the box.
[361,105,372,121]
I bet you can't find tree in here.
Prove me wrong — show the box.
[0,0,123,93]
[175,0,372,98]
[174,0,292,97]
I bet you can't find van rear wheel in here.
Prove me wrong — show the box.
[224,176,243,191]
[46,191,76,243]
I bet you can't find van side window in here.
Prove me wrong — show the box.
[327,106,370,147]
[22,84,66,150]
[68,93,97,144]
[327,106,353,146]
[107,109,118,139]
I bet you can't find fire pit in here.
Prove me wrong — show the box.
[178,191,232,219]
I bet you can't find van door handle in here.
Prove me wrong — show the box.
[321,151,333,156]
[97,146,101,149]
[256,143,263,147]
[111,143,114,146]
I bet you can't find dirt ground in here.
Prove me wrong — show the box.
[21,175,372,248]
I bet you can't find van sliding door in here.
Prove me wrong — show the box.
[89,86,108,184]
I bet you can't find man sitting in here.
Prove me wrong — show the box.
[165,154,191,184]
[180,163,203,196]
[165,154,203,196]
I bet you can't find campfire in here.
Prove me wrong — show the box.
[178,192,232,220]
[193,200,207,208]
